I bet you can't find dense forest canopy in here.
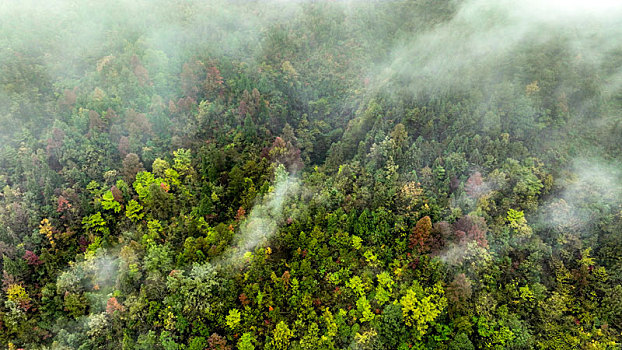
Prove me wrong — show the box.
[1,0,622,349]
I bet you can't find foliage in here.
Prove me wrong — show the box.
[0,1,620,349]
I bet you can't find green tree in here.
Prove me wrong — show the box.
[267,321,293,350]
[400,282,447,341]
[238,332,256,350]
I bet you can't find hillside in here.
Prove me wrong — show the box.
[1,1,622,349]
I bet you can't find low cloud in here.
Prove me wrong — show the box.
[368,0,622,104]
[538,158,622,234]
[221,165,300,266]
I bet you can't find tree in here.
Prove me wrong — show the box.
[465,172,485,198]
[102,189,122,213]
[266,137,302,172]
[399,282,447,341]
[409,216,432,253]
[226,309,241,330]
[122,153,144,183]
[449,333,474,350]
[6,284,31,311]
[39,218,56,249]
[125,199,144,221]
[207,333,231,350]
[447,273,472,313]
[144,243,174,274]
[267,321,293,350]
[507,208,532,238]
[181,60,204,100]
[376,303,407,349]
[165,262,219,317]
[454,215,488,248]
[238,333,257,350]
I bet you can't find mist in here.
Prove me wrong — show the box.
[371,0,622,108]
[51,250,121,346]
[537,158,622,235]
[221,165,300,266]
[1,0,622,348]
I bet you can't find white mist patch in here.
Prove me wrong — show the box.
[522,0,622,20]
[0,0,306,80]
[437,240,493,268]
[370,0,622,99]
[56,251,119,295]
[539,158,622,233]
[226,166,300,265]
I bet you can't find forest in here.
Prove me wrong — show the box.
[1,0,622,349]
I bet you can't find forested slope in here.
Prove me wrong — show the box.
[1,1,622,349]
